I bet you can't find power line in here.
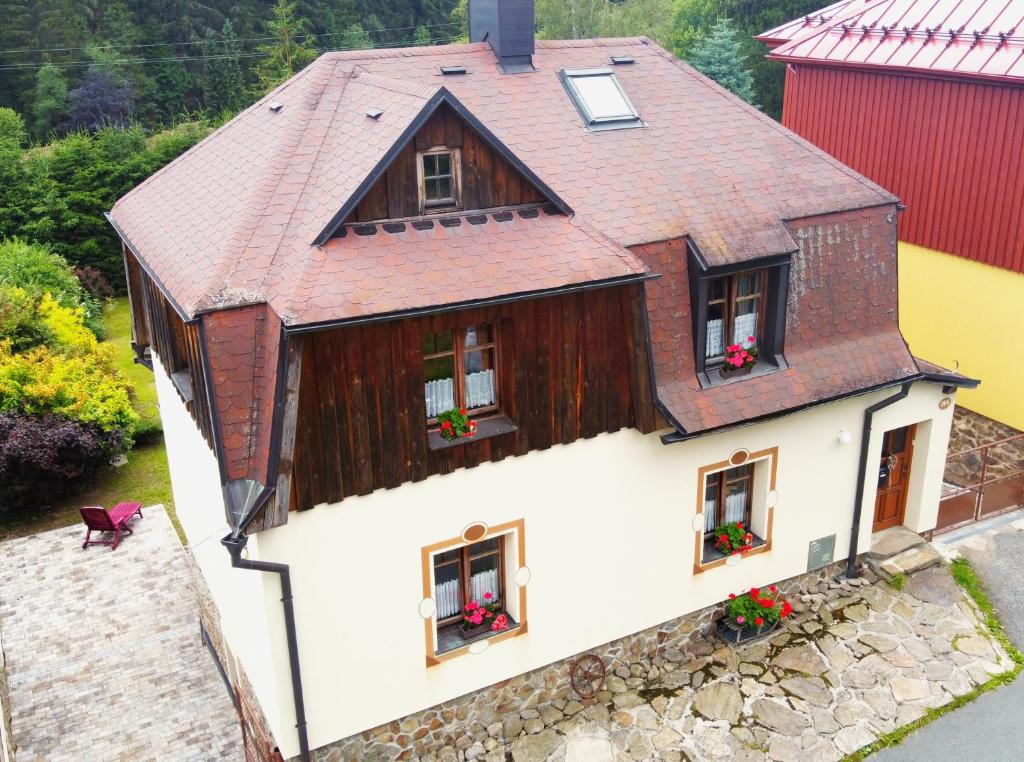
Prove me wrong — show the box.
[0,22,461,57]
[0,36,463,72]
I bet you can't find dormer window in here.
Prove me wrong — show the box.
[705,270,765,362]
[560,68,642,131]
[419,148,461,211]
[689,251,791,386]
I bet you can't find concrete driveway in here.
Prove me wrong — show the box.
[0,506,242,761]
[871,510,1024,762]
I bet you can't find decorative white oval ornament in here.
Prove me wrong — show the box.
[468,638,490,654]
[726,553,742,567]
[418,598,436,619]
[692,513,706,532]
[515,566,532,587]
[766,490,779,509]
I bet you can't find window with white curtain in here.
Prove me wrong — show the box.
[705,270,765,362]
[703,464,753,535]
[432,537,504,625]
[423,324,498,423]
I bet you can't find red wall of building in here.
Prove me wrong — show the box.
[781,64,1024,274]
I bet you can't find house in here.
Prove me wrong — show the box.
[107,1,975,759]
[757,0,1023,430]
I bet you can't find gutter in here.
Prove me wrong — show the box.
[222,534,311,762]
[843,381,915,579]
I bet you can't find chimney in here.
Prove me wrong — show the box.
[469,0,535,73]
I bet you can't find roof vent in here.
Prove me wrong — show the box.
[610,55,635,65]
[469,0,535,73]
[268,101,284,112]
[366,108,384,119]
[440,65,467,75]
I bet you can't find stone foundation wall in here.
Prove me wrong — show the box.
[310,561,849,762]
[0,621,15,762]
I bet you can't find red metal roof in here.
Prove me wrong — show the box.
[110,38,895,324]
[763,0,1024,84]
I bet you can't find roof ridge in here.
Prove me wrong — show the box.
[351,72,437,99]
[112,58,342,216]
[662,52,896,207]
[321,41,490,62]
[207,59,353,310]
[535,36,650,48]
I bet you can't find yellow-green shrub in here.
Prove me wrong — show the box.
[38,292,97,355]
[0,340,137,437]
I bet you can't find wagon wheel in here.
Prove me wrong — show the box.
[570,654,606,700]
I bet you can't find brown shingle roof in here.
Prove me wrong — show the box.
[269,207,646,325]
[110,37,895,323]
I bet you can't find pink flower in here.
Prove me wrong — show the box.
[483,592,493,600]
[465,600,478,611]
[747,336,755,343]
[736,615,745,625]
[470,612,484,625]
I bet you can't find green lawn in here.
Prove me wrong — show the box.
[0,298,182,543]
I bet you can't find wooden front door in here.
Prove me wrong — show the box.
[873,424,916,532]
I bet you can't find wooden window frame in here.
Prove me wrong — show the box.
[702,464,754,537]
[434,537,506,628]
[423,323,500,426]
[421,519,529,666]
[688,250,791,384]
[704,269,767,364]
[694,448,779,574]
[417,146,461,213]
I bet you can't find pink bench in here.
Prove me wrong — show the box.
[80,502,143,551]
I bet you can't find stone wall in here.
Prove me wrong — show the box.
[310,561,849,762]
[0,621,15,762]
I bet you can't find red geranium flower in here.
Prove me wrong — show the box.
[750,587,760,598]
[780,601,793,618]
[754,617,764,626]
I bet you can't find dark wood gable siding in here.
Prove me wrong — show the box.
[348,103,546,223]
[289,283,658,509]
[123,249,215,449]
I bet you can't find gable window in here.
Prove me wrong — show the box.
[705,270,765,361]
[419,148,460,210]
[423,324,498,422]
[560,68,642,130]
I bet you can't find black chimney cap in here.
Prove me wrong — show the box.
[469,0,535,73]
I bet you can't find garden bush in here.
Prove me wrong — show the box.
[0,411,124,514]
[0,340,137,438]
[0,238,103,338]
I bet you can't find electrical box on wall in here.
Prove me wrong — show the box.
[808,534,836,571]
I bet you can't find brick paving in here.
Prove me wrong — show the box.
[0,506,242,761]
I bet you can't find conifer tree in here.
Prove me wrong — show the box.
[204,21,246,115]
[687,18,756,105]
[32,65,68,140]
[254,0,318,94]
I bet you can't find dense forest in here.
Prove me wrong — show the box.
[0,1,821,140]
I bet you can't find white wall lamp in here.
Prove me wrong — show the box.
[837,430,853,445]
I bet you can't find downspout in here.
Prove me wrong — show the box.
[844,381,914,579]
[222,534,311,762]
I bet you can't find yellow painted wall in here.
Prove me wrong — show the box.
[899,242,1024,430]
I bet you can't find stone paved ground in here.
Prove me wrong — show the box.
[428,565,1013,762]
[0,506,242,761]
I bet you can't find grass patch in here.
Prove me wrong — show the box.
[842,558,1023,761]
[888,572,906,591]
[104,297,162,440]
[0,298,181,544]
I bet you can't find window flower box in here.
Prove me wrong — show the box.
[719,339,758,378]
[716,585,793,646]
[458,595,510,640]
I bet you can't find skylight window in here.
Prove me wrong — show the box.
[560,68,642,130]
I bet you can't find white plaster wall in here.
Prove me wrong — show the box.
[250,381,954,756]
[153,358,291,736]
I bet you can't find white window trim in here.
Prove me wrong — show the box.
[416,146,462,213]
